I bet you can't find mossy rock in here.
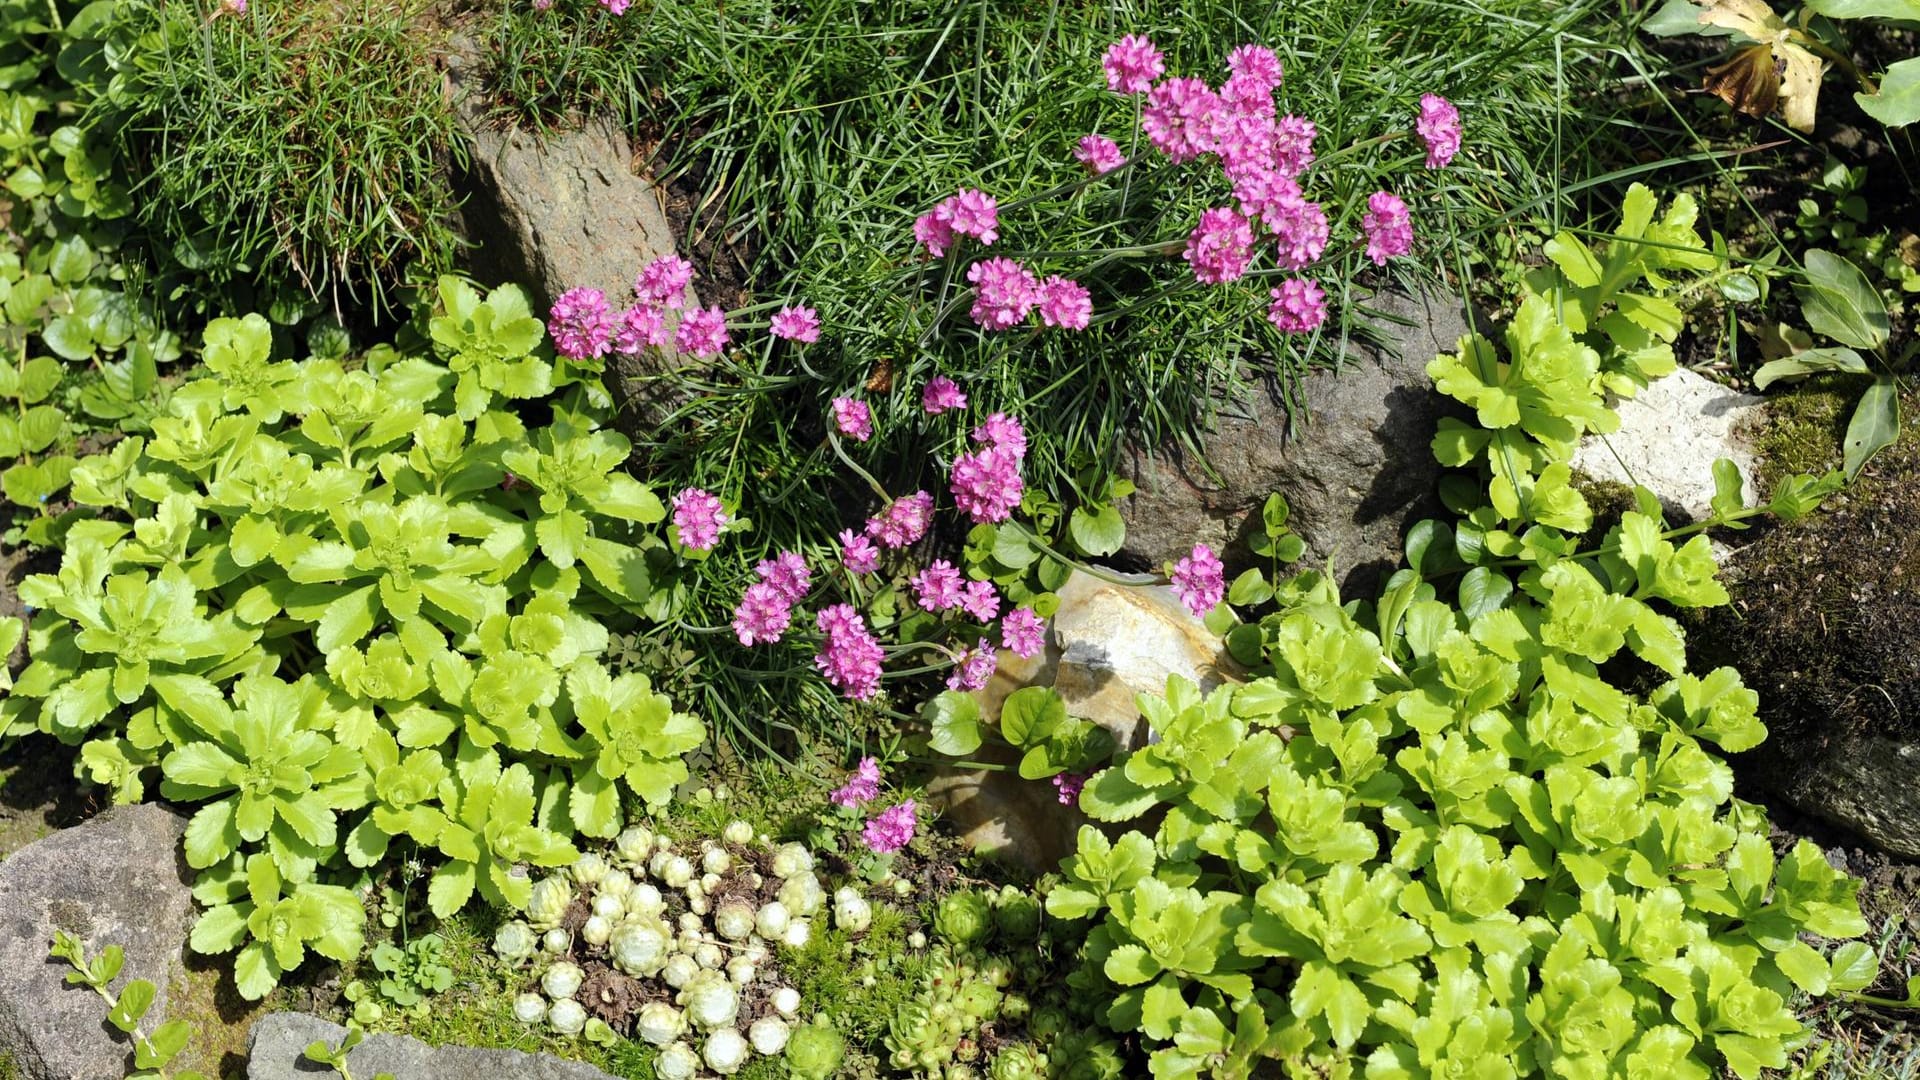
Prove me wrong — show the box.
[1694,380,1920,854]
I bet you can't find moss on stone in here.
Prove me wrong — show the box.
[1695,383,1920,754]
[165,950,274,1079]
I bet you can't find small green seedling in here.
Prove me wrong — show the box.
[50,931,204,1080]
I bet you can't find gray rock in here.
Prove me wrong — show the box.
[1117,288,1472,600]
[1767,735,1920,859]
[1570,369,1764,523]
[928,570,1243,872]
[247,1011,618,1080]
[0,804,195,1080]
[445,41,687,313]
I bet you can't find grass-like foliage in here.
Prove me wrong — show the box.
[97,0,462,316]
[482,0,1629,748]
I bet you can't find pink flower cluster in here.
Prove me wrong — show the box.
[548,287,617,361]
[1171,543,1226,617]
[671,488,728,552]
[1052,772,1087,805]
[547,254,731,362]
[1417,94,1463,169]
[922,376,968,415]
[963,259,1092,333]
[862,799,918,854]
[816,604,885,700]
[837,529,881,574]
[826,759,917,854]
[946,645,998,692]
[1362,191,1413,265]
[770,305,821,343]
[915,188,1000,257]
[1185,207,1255,284]
[1001,606,1045,657]
[1267,279,1328,334]
[832,397,874,442]
[950,413,1027,524]
[1102,34,1164,94]
[831,756,881,808]
[1074,134,1126,175]
[865,490,935,549]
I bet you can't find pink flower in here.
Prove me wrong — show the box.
[222,0,247,12]
[671,488,728,552]
[942,189,1001,245]
[966,258,1039,331]
[635,255,695,309]
[1102,34,1164,94]
[599,0,631,12]
[532,0,551,8]
[1052,772,1086,805]
[865,491,935,548]
[950,446,1024,524]
[1213,111,1277,178]
[1036,276,1092,330]
[613,304,670,354]
[960,579,1001,623]
[971,412,1028,459]
[1185,207,1255,285]
[1141,77,1220,163]
[838,528,881,574]
[914,209,957,257]
[945,646,999,692]
[1074,134,1126,175]
[1417,94,1463,169]
[832,397,874,442]
[1225,45,1282,99]
[675,306,729,358]
[912,560,966,612]
[922,376,969,415]
[1233,169,1303,227]
[861,800,917,854]
[548,287,616,360]
[815,605,885,700]
[1268,279,1328,334]
[1001,607,1045,658]
[1272,115,1317,179]
[1362,190,1413,265]
[732,582,793,646]
[1171,543,1226,617]
[770,305,821,343]
[831,757,882,808]
[756,550,811,603]
[1268,196,1329,270]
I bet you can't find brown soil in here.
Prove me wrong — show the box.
[0,737,94,862]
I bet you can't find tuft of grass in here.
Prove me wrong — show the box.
[488,0,1648,748]
[98,0,464,320]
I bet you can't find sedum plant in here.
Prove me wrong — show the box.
[2,279,702,999]
[1044,207,1865,1077]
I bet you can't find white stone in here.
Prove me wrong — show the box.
[1571,369,1764,522]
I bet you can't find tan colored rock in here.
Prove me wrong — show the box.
[927,571,1243,872]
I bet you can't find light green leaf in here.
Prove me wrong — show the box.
[1751,347,1868,390]
[1828,941,1879,993]
[1068,503,1126,557]
[1855,57,1920,128]
[925,691,983,757]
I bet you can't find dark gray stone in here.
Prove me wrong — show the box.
[0,804,195,1080]
[444,40,687,314]
[247,1012,619,1080]
[1118,289,1472,600]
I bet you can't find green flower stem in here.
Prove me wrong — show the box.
[826,431,895,503]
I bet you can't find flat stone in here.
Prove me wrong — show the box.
[928,571,1243,871]
[247,1012,618,1080]
[1570,369,1764,523]
[1766,735,1920,859]
[1118,288,1472,600]
[0,804,195,1080]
